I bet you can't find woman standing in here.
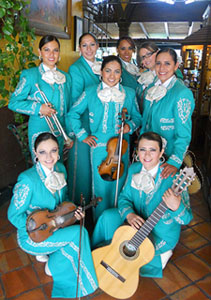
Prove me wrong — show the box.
[116,36,140,92]
[68,33,100,204]
[68,55,142,221]
[8,35,72,159]
[137,42,159,101]
[8,132,98,298]
[140,48,195,179]
[92,132,193,278]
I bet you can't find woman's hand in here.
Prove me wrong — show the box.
[126,213,145,230]
[162,188,181,211]
[161,162,178,179]
[118,123,130,134]
[40,103,56,117]
[74,207,85,221]
[83,135,98,147]
[64,139,74,149]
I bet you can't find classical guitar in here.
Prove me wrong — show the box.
[182,150,203,194]
[92,167,195,299]
[27,196,102,243]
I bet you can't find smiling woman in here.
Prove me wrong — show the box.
[8,35,72,161]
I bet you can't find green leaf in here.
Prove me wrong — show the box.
[0,7,6,17]
[2,23,14,35]
[0,79,5,88]
[0,100,7,108]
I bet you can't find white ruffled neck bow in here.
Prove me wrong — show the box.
[91,61,102,75]
[42,69,66,85]
[145,84,167,102]
[131,170,155,194]
[137,70,155,87]
[125,63,141,76]
[98,86,125,103]
[45,171,67,194]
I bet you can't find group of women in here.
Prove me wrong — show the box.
[8,33,194,298]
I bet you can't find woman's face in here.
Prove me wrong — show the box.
[138,138,164,171]
[38,40,60,69]
[139,47,157,70]
[117,40,134,63]
[101,61,122,87]
[155,52,179,83]
[79,35,98,62]
[35,139,59,170]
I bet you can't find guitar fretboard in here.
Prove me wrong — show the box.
[129,200,168,250]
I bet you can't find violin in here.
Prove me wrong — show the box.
[98,108,128,181]
[26,196,102,243]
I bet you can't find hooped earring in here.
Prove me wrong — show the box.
[160,156,165,164]
[119,77,122,83]
[58,56,61,62]
[100,75,103,81]
[34,156,38,164]
[58,155,60,160]
[39,55,42,61]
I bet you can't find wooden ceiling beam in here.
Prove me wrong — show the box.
[139,22,150,38]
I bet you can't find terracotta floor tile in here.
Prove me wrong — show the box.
[192,203,211,221]
[132,277,166,300]
[195,244,211,265]
[0,221,15,235]
[12,288,46,300]
[1,265,40,298]
[171,243,190,261]
[170,284,208,300]
[192,222,211,241]
[174,253,211,281]
[180,228,208,250]
[196,275,211,297]
[188,211,204,226]
[0,248,30,273]
[33,261,53,284]
[154,263,191,294]
[0,232,18,253]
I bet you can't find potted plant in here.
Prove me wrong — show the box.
[0,0,37,190]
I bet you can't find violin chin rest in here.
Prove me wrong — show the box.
[100,173,115,182]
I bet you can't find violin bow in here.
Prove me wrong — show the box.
[76,193,85,299]
[114,108,127,207]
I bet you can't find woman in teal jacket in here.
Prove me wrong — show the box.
[140,48,195,179]
[8,35,72,160]
[8,132,98,298]
[68,33,101,204]
[91,132,193,278]
[68,55,142,221]
[116,36,140,93]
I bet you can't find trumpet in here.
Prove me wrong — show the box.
[34,83,73,147]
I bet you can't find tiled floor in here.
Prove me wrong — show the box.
[0,190,210,300]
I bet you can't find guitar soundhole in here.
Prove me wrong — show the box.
[120,241,139,260]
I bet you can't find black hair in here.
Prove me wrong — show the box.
[116,36,136,50]
[101,55,122,71]
[34,132,59,151]
[139,41,159,53]
[39,35,60,50]
[156,48,177,64]
[79,32,98,46]
[138,132,163,151]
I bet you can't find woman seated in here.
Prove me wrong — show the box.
[68,55,142,221]
[92,131,193,278]
[8,132,98,298]
[140,48,195,179]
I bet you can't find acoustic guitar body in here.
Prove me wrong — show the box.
[92,225,155,299]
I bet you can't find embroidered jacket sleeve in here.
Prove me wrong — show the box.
[167,88,195,168]
[68,64,85,104]
[8,69,42,116]
[166,190,193,225]
[126,91,142,133]
[118,166,137,221]
[68,91,89,141]
[7,173,33,230]
[64,73,75,139]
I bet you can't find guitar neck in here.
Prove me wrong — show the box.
[130,200,168,249]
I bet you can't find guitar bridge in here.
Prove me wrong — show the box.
[100,260,125,282]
